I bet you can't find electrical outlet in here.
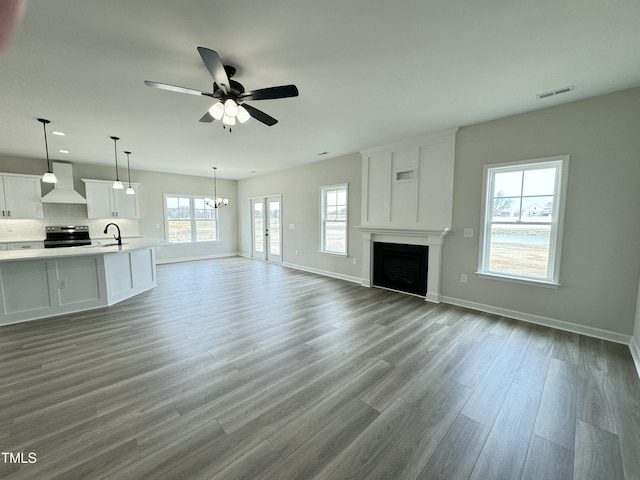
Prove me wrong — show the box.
[295,249,299,256]
[460,274,468,283]
[58,279,68,289]
[289,224,295,229]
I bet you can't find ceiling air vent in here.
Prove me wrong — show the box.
[536,85,574,100]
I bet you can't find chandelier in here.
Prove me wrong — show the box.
[205,167,229,208]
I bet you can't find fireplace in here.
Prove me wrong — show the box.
[357,227,448,303]
[373,242,428,296]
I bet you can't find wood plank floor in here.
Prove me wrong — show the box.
[1,257,639,479]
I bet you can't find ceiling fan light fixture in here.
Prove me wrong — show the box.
[236,105,250,123]
[209,102,224,120]
[224,98,238,117]
[146,47,298,129]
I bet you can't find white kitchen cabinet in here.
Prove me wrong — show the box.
[82,179,140,219]
[0,173,44,219]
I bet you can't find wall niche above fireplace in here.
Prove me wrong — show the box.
[373,242,428,296]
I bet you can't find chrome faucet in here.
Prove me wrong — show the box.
[103,223,122,246]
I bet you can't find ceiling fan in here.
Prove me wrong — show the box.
[144,47,299,129]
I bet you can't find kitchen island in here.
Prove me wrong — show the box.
[0,239,162,326]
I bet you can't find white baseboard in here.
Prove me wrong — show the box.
[281,261,362,284]
[156,252,240,265]
[440,295,632,345]
[630,336,640,379]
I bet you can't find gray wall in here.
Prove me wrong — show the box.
[443,87,640,336]
[237,153,362,281]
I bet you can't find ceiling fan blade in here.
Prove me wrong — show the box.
[242,104,278,126]
[197,47,230,95]
[239,84,299,101]
[144,80,214,97]
[199,111,214,123]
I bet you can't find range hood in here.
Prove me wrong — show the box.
[41,162,87,204]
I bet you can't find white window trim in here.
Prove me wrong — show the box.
[163,193,220,244]
[320,183,348,256]
[477,155,569,287]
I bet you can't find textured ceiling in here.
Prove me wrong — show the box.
[1,0,639,179]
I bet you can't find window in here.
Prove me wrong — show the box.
[164,194,218,243]
[321,184,348,255]
[478,155,569,285]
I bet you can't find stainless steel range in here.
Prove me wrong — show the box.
[44,225,92,248]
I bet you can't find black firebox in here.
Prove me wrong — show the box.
[373,242,428,296]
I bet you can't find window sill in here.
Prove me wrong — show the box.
[476,272,560,289]
[167,240,221,245]
[320,250,347,257]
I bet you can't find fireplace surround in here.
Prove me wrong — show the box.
[357,227,449,303]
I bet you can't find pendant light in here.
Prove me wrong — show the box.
[38,118,57,183]
[124,151,135,195]
[205,167,228,208]
[110,136,123,189]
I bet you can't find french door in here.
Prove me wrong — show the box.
[250,195,282,263]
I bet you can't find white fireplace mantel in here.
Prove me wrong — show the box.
[357,226,450,303]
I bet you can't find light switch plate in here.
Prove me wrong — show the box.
[463,228,474,238]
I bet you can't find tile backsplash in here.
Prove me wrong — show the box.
[0,204,140,242]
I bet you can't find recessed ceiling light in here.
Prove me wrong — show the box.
[249,170,257,174]
[58,149,69,154]
[317,151,329,156]
[52,131,66,136]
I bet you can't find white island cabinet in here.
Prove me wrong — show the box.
[0,240,160,326]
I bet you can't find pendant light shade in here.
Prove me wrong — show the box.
[224,99,239,117]
[38,118,57,184]
[42,171,57,183]
[236,105,251,124]
[208,102,225,120]
[110,136,123,189]
[124,150,135,195]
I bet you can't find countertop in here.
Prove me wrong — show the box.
[0,238,165,262]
